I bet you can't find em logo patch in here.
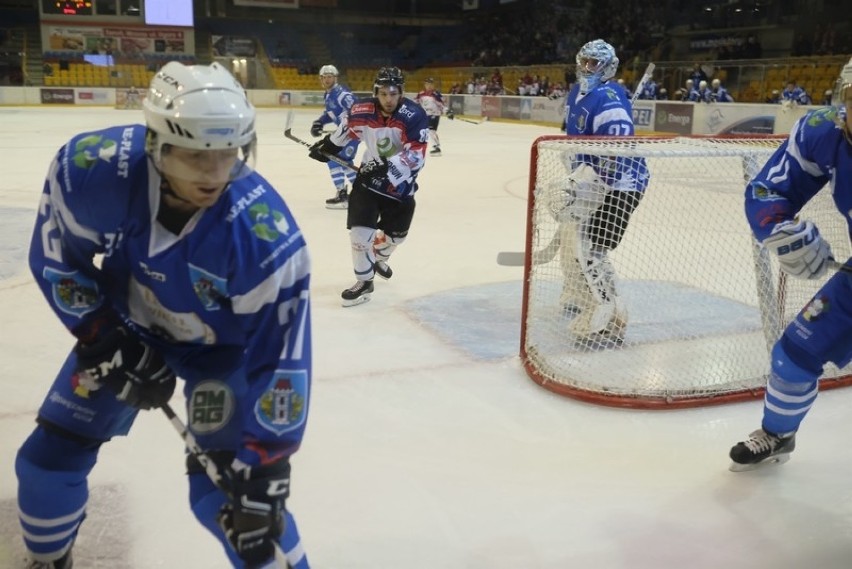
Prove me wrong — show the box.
[255,370,308,436]
[189,380,235,434]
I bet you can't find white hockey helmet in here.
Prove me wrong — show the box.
[575,39,619,93]
[144,61,256,179]
[319,64,339,77]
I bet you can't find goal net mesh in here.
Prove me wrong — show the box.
[521,135,852,408]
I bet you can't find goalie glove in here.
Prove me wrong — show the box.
[764,220,833,279]
[543,163,608,224]
[310,120,323,137]
[219,459,290,567]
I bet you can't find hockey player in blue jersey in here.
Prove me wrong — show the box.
[16,61,312,569]
[547,39,649,343]
[729,58,852,471]
[310,64,359,209]
[308,66,429,307]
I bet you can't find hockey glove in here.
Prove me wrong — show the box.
[308,135,343,163]
[219,459,291,567]
[74,325,176,410]
[446,109,455,120]
[310,120,323,138]
[355,158,390,193]
[764,220,833,279]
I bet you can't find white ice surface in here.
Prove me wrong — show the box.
[2,107,852,569]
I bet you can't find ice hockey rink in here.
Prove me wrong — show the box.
[4,106,852,569]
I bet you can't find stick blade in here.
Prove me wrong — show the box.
[496,251,525,266]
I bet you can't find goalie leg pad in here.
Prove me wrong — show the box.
[568,235,628,339]
[558,223,595,312]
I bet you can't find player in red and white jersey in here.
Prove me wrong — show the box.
[308,67,430,307]
[415,77,454,156]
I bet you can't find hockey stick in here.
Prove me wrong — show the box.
[455,115,488,125]
[283,110,359,173]
[497,229,561,266]
[630,62,655,105]
[161,402,290,568]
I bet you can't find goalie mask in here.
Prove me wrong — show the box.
[575,39,619,94]
[143,61,257,189]
[832,57,852,142]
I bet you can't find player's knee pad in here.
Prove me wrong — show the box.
[350,226,375,252]
[769,338,823,392]
[17,422,100,478]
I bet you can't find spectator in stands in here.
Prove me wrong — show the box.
[782,80,811,105]
[766,89,781,104]
[657,87,668,100]
[689,63,709,86]
[637,74,658,100]
[708,78,734,102]
[822,89,834,105]
[617,78,632,100]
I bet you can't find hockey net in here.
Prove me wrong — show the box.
[521,134,852,409]
[114,88,144,110]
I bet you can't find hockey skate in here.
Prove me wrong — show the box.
[325,187,348,210]
[26,549,73,569]
[341,279,373,307]
[429,146,442,156]
[374,260,393,280]
[729,428,796,472]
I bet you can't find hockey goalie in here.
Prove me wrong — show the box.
[539,152,648,344]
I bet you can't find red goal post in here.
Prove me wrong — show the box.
[520,134,852,409]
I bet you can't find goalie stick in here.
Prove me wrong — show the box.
[455,115,489,125]
[161,402,290,568]
[497,63,655,267]
[284,110,359,172]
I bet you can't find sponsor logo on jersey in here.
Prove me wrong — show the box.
[189,380,235,434]
[398,104,415,118]
[751,184,784,201]
[807,107,835,126]
[43,267,100,317]
[117,127,134,179]
[802,295,829,321]
[189,263,228,311]
[226,184,267,222]
[376,137,394,158]
[352,101,376,115]
[139,261,166,282]
[255,370,308,436]
[249,202,290,242]
[72,134,117,170]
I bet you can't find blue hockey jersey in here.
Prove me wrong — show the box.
[317,83,356,127]
[30,124,312,460]
[563,81,650,192]
[745,108,852,242]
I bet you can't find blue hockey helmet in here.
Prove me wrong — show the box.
[575,39,619,93]
[374,66,404,96]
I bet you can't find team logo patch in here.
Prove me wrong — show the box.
[189,380,235,434]
[249,202,289,242]
[189,263,228,311]
[751,185,784,201]
[72,134,117,169]
[255,370,308,436]
[802,295,829,321]
[43,267,100,317]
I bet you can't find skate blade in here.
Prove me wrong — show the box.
[341,294,371,307]
[326,203,348,210]
[729,453,791,472]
